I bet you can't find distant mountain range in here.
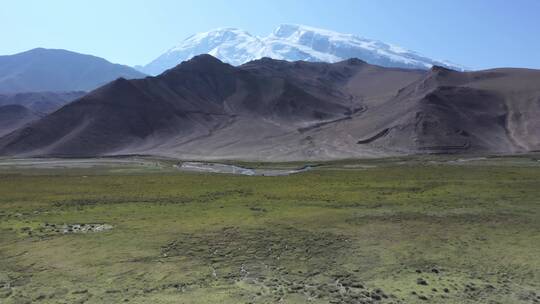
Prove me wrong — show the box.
[0,48,145,93]
[140,24,465,75]
[0,29,538,161]
[0,91,86,114]
[0,48,145,136]
[1,55,538,160]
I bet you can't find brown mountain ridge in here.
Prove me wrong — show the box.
[0,55,539,160]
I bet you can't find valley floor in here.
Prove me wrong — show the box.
[0,156,539,303]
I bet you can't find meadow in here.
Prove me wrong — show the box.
[0,156,539,303]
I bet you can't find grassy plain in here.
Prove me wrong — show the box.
[0,156,539,303]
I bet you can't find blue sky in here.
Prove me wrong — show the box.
[2,0,539,69]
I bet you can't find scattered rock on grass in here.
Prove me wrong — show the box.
[42,223,113,234]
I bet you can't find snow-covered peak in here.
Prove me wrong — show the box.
[169,27,257,53]
[271,24,352,40]
[272,24,303,38]
[141,27,264,75]
[271,24,416,57]
[139,25,466,75]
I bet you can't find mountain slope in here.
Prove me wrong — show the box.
[0,55,423,158]
[306,66,540,157]
[0,56,538,160]
[141,24,465,75]
[0,104,41,137]
[0,91,85,113]
[0,48,145,93]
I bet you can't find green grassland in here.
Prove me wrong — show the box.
[0,156,539,303]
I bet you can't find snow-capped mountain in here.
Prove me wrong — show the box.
[140,24,465,75]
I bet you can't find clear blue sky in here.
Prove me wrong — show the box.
[2,0,539,69]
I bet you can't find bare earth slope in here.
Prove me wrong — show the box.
[344,67,540,155]
[0,55,538,160]
[0,104,42,137]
